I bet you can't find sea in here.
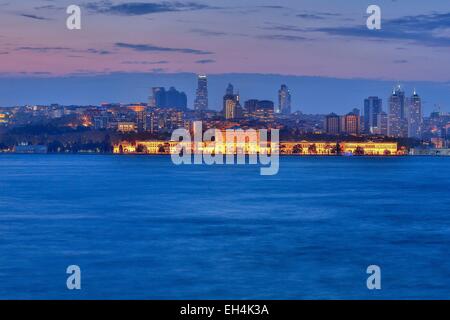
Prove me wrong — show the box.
[0,154,449,299]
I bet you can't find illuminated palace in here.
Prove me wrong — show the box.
[114,140,399,156]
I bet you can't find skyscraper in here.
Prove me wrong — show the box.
[194,75,208,111]
[325,113,341,134]
[376,112,388,136]
[408,90,422,139]
[225,83,234,96]
[254,100,274,123]
[352,108,361,116]
[343,112,360,135]
[223,84,238,120]
[388,85,408,138]
[166,87,187,110]
[149,87,165,108]
[364,97,382,134]
[224,97,237,120]
[149,87,187,110]
[278,84,291,115]
[244,99,259,114]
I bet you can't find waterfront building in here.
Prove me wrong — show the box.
[114,140,398,156]
[431,137,445,149]
[13,144,48,154]
[281,141,398,156]
[340,142,398,155]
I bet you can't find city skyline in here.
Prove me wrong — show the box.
[4,77,448,143]
[1,73,449,115]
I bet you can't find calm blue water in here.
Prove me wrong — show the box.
[1,155,450,299]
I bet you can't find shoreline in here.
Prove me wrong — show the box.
[2,152,448,157]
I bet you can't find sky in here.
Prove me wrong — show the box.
[0,0,449,113]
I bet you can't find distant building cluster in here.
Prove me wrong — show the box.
[325,111,361,135]
[149,87,187,110]
[325,86,424,139]
[321,85,450,150]
[387,86,423,139]
[1,75,449,154]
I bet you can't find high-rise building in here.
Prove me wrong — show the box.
[255,100,275,123]
[166,87,187,110]
[278,84,291,114]
[225,83,234,96]
[223,84,239,120]
[244,99,259,114]
[149,87,187,110]
[243,99,274,123]
[343,112,360,135]
[149,87,165,108]
[352,108,361,116]
[257,100,275,111]
[224,97,237,120]
[325,113,341,134]
[364,97,382,134]
[373,112,388,136]
[194,75,208,111]
[145,111,157,133]
[408,90,422,139]
[388,86,408,137]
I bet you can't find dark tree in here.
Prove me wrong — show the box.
[354,146,365,156]
[308,143,317,154]
[292,144,303,154]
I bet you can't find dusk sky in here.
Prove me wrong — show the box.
[0,0,449,113]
